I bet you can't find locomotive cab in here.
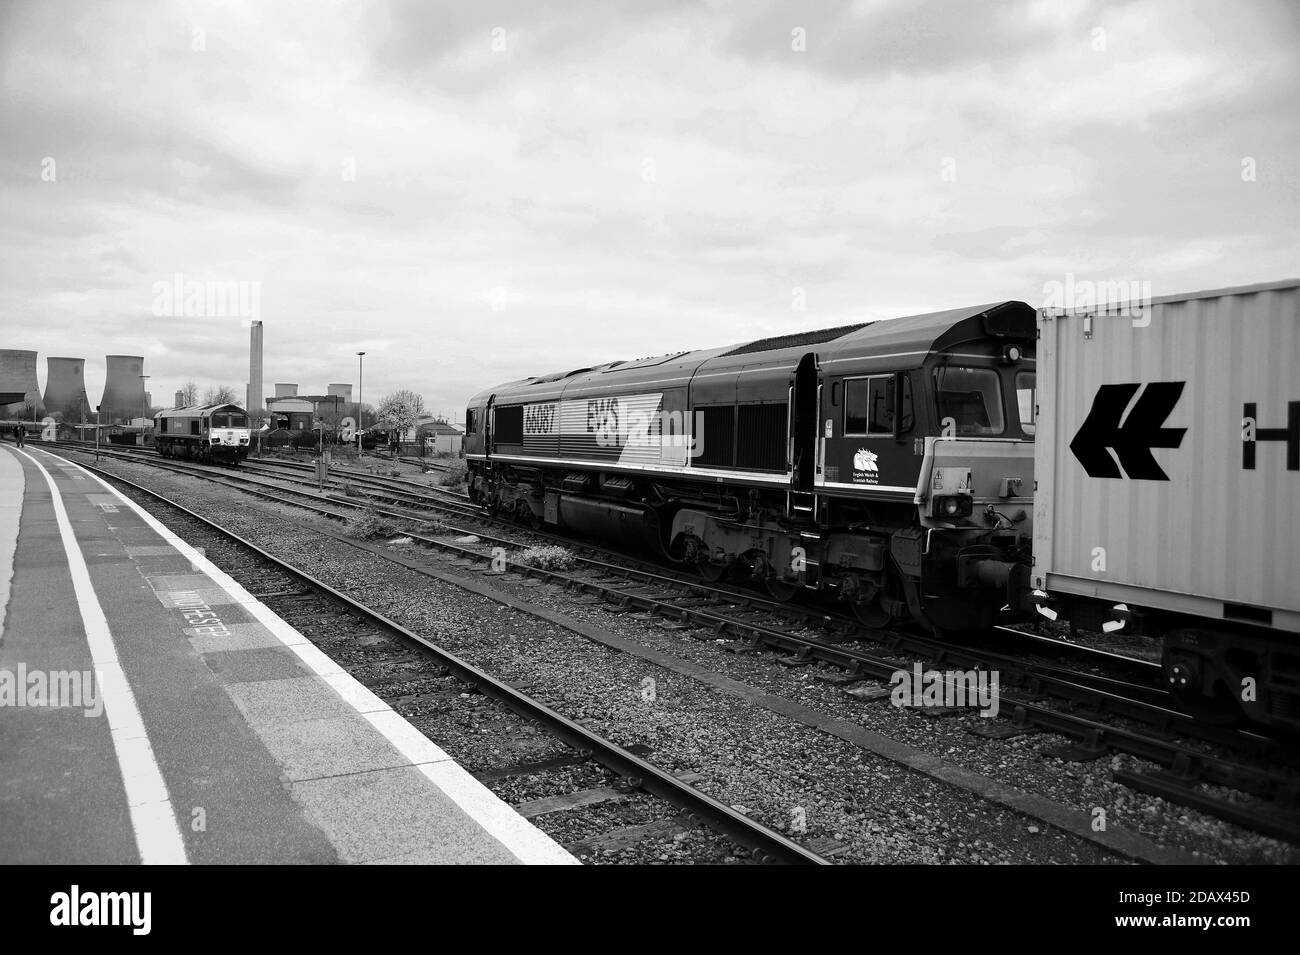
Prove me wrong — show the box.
[905,340,1038,634]
[800,305,1037,632]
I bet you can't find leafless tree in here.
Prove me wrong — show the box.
[202,384,238,405]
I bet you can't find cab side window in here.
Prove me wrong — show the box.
[844,374,912,436]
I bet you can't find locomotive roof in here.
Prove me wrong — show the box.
[154,402,247,418]
[467,300,1034,405]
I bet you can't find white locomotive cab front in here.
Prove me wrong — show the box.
[209,427,251,447]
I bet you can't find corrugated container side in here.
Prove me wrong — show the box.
[1033,281,1300,624]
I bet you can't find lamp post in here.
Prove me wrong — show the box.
[356,351,365,457]
[139,375,150,446]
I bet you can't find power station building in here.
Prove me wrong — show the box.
[99,355,148,424]
[0,349,43,418]
[44,357,87,420]
[266,393,345,432]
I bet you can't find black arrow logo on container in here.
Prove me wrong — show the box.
[1070,381,1187,480]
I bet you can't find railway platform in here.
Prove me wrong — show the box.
[0,443,576,865]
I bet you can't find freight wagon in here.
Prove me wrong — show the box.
[1032,279,1300,728]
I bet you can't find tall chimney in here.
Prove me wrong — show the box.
[175,390,185,409]
[249,320,264,416]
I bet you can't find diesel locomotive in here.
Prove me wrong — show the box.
[467,280,1300,733]
[465,301,1038,636]
[154,403,252,464]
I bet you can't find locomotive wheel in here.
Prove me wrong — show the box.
[852,598,897,629]
[764,578,800,602]
[852,564,906,629]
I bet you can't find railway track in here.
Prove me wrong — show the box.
[51,452,826,865]
[49,444,1186,682]
[44,443,1300,842]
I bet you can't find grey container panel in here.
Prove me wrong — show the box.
[1033,280,1300,622]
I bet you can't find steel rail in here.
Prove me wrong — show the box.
[56,447,1300,839]
[62,454,828,866]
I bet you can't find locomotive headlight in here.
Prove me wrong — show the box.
[932,495,973,518]
[928,465,973,518]
[1002,344,1022,363]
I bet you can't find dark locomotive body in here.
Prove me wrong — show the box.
[154,403,251,464]
[465,282,1300,734]
[465,302,1037,635]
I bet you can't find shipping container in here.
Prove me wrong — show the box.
[1033,278,1300,633]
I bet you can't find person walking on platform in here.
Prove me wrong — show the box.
[12,424,25,448]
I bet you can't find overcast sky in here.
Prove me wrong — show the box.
[2,0,1297,419]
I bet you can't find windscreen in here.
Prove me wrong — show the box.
[934,366,1005,436]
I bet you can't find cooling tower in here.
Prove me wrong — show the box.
[0,349,43,418]
[42,357,86,420]
[327,383,352,403]
[249,321,264,414]
[275,383,298,398]
[99,355,147,424]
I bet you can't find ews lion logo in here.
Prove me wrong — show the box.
[853,448,878,472]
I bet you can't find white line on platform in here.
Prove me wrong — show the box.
[0,448,24,643]
[15,448,189,865]
[38,449,578,866]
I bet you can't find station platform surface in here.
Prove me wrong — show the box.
[0,443,576,864]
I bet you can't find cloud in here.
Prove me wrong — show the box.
[0,0,1296,416]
